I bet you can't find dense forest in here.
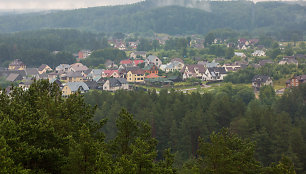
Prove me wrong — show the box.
[0,29,108,67]
[84,83,306,173]
[1,80,305,173]
[0,1,305,37]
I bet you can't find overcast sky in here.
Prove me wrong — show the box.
[0,0,301,10]
[0,0,143,10]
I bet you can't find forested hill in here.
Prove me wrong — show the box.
[0,1,305,35]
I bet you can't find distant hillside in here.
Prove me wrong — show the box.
[0,1,305,35]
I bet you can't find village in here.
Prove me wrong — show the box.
[0,36,305,96]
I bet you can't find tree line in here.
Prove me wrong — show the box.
[1,80,304,173]
[84,83,306,173]
[0,29,108,67]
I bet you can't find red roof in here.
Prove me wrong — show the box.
[103,70,119,77]
[120,59,133,65]
[146,73,159,79]
[133,60,144,66]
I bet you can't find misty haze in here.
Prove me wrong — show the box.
[0,0,305,174]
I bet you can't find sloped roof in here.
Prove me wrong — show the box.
[147,55,160,62]
[171,58,184,64]
[38,64,51,71]
[108,78,128,87]
[252,75,271,83]
[25,68,39,76]
[70,63,88,72]
[146,73,159,79]
[129,69,146,75]
[66,82,89,92]
[120,59,133,65]
[65,71,83,78]
[6,73,21,82]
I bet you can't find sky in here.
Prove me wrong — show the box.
[0,0,301,10]
[0,0,143,10]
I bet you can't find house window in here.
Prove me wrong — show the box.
[141,78,143,80]
[137,78,140,80]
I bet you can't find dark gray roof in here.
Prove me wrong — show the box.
[108,78,128,87]
[66,82,89,92]
[84,81,99,90]
[38,64,49,71]
[65,72,83,78]
[0,70,26,78]
[252,75,270,83]
[6,73,22,82]
[25,68,39,76]
[208,67,227,74]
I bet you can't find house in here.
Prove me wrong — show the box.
[84,81,100,90]
[286,75,306,88]
[279,58,298,66]
[102,70,120,78]
[202,67,227,81]
[62,82,89,96]
[127,69,146,83]
[8,59,26,70]
[78,50,92,59]
[128,42,139,50]
[38,64,52,74]
[48,72,59,81]
[130,51,146,59]
[120,59,133,66]
[164,61,184,73]
[119,67,140,79]
[19,80,34,90]
[103,78,129,91]
[234,52,246,58]
[49,79,63,88]
[60,72,84,83]
[181,64,206,80]
[86,69,103,80]
[114,42,126,50]
[120,59,144,67]
[222,63,241,72]
[143,64,159,74]
[252,50,266,57]
[69,63,89,73]
[6,73,23,82]
[56,64,70,73]
[25,68,40,78]
[104,60,118,69]
[252,75,273,91]
[145,55,162,67]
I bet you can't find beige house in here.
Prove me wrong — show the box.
[127,69,146,83]
[60,72,84,83]
[38,64,53,74]
[103,78,129,91]
[130,51,147,59]
[62,82,89,96]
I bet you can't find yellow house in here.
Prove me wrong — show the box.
[60,72,84,83]
[127,69,146,83]
[8,59,26,70]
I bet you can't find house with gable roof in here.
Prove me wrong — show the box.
[145,55,162,67]
[38,64,52,74]
[62,82,89,96]
[8,59,26,70]
[181,64,206,80]
[103,78,129,91]
[252,75,273,91]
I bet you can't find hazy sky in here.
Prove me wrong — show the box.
[0,0,301,10]
[0,0,143,10]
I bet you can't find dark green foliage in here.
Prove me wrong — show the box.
[197,128,261,174]
[0,80,175,173]
[0,1,305,37]
[81,48,127,66]
[0,29,109,67]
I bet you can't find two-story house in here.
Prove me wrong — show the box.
[127,69,146,83]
